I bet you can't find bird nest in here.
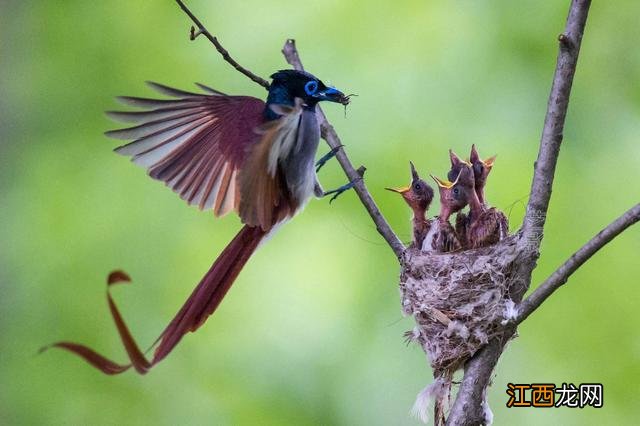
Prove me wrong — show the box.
[400,235,522,375]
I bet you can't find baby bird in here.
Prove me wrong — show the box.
[469,144,496,206]
[386,162,434,248]
[424,171,470,253]
[451,164,508,249]
[449,145,499,248]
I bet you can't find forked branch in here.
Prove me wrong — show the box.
[175,0,271,89]
[448,1,593,424]
[174,0,405,259]
[282,39,406,258]
[172,1,639,425]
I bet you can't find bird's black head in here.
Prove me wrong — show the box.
[267,70,348,112]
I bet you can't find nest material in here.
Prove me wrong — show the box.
[401,235,522,375]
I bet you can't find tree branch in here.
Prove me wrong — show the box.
[516,203,640,324]
[174,0,271,89]
[447,2,592,424]
[520,0,592,254]
[282,39,406,259]
[174,2,405,259]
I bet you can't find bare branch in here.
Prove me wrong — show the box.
[447,2,592,424]
[520,0,592,253]
[173,3,403,258]
[174,0,271,89]
[517,203,640,324]
[282,39,406,259]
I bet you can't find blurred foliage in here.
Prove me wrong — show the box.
[1,0,639,425]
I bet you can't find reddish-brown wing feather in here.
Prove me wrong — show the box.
[106,82,265,217]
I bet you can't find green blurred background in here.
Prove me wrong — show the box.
[2,0,639,424]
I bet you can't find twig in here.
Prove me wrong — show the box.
[174,2,404,259]
[282,39,406,259]
[517,203,640,324]
[447,2,592,425]
[174,0,271,89]
[519,0,592,254]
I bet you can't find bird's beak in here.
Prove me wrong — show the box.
[385,185,410,194]
[431,175,457,189]
[317,87,350,105]
[483,155,497,168]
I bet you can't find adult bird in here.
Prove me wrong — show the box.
[385,162,434,248]
[49,70,350,374]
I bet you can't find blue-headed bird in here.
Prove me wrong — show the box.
[49,70,350,374]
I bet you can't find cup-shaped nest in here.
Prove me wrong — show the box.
[400,235,523,375]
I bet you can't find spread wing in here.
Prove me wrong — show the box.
[106,82,266,217]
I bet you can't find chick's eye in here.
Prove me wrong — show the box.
[304,80,318,95]
[414,183,421,191]
[453,187,460,195]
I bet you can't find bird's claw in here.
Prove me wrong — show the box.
[315,145,344,173]
[323,180,357,203]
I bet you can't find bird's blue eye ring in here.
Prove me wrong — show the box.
[304,80,318,96]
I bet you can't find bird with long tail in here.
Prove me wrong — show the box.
[385,162,434,248]
[42,70,352,374]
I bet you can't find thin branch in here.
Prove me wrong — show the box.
[520,0,592,254]
[174,1,404,258]
[447,2,592,425]
[174,0,271,89]
[517,203,640,324]
[282,39,406,259]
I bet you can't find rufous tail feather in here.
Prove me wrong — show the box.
[43,225,266,374]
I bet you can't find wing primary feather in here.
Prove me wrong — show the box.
[114,117,208,158]
[150,123,219,185]
[106,106,209,124]
[116,96,203,108]
[195,83,227,96]
[105,110,209,140]
[145,81,204,98]
[108,88,265,215]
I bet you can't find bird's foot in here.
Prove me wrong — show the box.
[315,145,344,173]
[323,180,358,203]
[322,166,366,203]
